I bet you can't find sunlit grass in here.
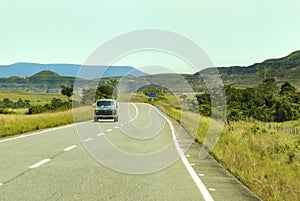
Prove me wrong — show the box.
[213,122,300,201]
[0,106,93,138]
[153,96,300,201]
[1,90,299,200]
[0,91,67,105]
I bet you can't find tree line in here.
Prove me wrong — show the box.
[0,98,31,114]
[3,78,299,123]
[196,78,300,122]
[80,79,118,104]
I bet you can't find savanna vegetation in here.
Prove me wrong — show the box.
[195,78,300,122]
[0,84,92,137]
[0,79,119,137]
[141,79,300,201]
[80,79,118,104]
[1,76,299,201]
[0,106,93,138]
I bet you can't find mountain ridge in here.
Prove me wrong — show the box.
[0,62,147,79]
[196,50,300,88]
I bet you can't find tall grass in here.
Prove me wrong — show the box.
[214,122,300,201]
[0,106,93,138]
[154,97,300,201]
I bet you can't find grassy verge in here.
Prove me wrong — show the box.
[153,96,300,201]
[0,106,93,138]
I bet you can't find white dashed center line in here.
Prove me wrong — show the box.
[208,188,216,192]
[64,145,77,151]
[106,129,112,132]
[84,138,93,142]
[29,159,51,169]
[97,133,104,137]
[198,173,205,177]
[0,182,3,187]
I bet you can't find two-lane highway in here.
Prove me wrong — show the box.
[0,103,261,200]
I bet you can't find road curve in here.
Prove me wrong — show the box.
[0,103,261,201]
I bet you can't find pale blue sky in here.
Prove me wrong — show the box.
[1,0,300,74]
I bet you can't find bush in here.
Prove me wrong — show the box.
[27,98,70,114]
[0,108,14,114]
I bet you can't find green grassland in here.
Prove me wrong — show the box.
[1,91,299,201]
[0,90,67,105]
[152,95,299,201]
[0,106,93,138]
[0,91,92,137]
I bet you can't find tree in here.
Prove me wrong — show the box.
[106,79,118,99]
[280,81,296,95]
[60,85,73,106]
[274,98,295,122]
[107,79,118,89]
[16,98,25,108]
[280,81,299,103]
[81,88,97,104]
[2,98,14,108]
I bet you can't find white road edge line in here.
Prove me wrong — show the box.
[64,145,77,152]
[151,105,214,201]
[29,159,51,169]
[0,122,89,143]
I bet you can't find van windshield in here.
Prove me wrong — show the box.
[96,100,114,107]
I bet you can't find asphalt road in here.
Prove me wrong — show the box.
[0,103,261,201]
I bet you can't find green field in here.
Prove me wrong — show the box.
[0,91,92,137]
[154,95,300,201]
[0,91,68,105]
[0,106,93,138]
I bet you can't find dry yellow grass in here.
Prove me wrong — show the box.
[0,106,93,137]
[213,122,300,201]
[154,97,300,201]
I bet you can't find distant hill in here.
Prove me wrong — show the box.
[194,50,300,88]
[1,50,299,93]
[0,62,147,79]
[0,71,71,93]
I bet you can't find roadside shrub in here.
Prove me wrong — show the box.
[27,98,70,114]
[0,98,31,109]
[0,108,14,114]
[27,105,46,114]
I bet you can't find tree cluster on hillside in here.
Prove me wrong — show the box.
[196,78,300,122]
[81,79,118,104]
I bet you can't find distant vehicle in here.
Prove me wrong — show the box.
[94,99,118,122]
